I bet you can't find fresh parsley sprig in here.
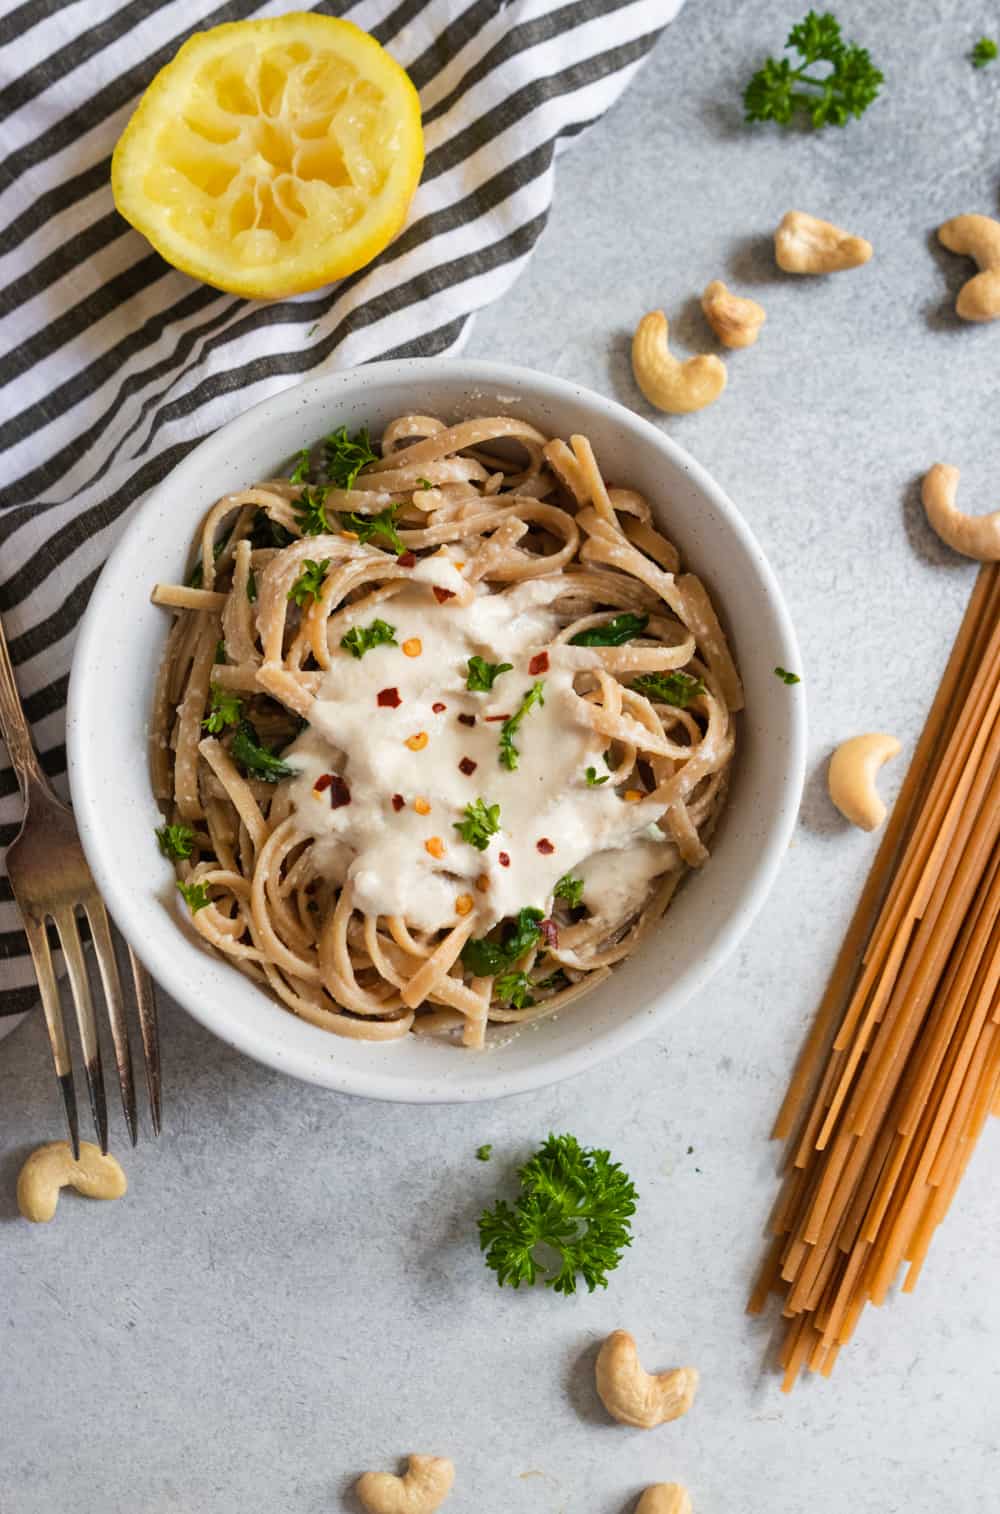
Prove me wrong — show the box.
[494,970,535,1009]
[476,1144,493,1162]
[585,766,609,787]
[553,874,584,909]
[467,656,513,692]
[343,503,406,555]
[478,1133,638,1295]
[202,683,243,735]
[288,558,331,608]
[744,10,883,130]
[973,36,997,67]
[177,879,211,913]
[156,823,195,861]
[230,721,294,783]
[454,798,501,851]
[340,618,398,659]
[292,485,333,537]
[569,612,649,647]
[324,425,378,490]
[461,907,544,977]
[631,671,705,708]
[499,681,545,771]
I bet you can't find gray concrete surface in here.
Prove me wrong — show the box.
[3,2,1000,1510]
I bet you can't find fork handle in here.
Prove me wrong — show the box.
[0,609,47,799]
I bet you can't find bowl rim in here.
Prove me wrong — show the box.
[67,358,806,1102]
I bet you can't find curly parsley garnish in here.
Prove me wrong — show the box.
[202,683,243,735]
[288,558,331,608]
[569,612,649,647]
[553,874,584,909]
[744,10,883,129]
[230,720,294,783]
[973,36,997,67]
[585,766,609,787]
[467,656,513,692]
[339,618,398,659]
[499,681,545,770]
[774,666,801,685]
[177,880,211,913]
[292,485,334,537]
[631,671,705,708]
[343,503,405,555]
[156,823,195,861]
[494,970,535,1009]
[454,798,501,851]
[324,425,378,489]
[461,907,544,977]
[478,1132,638,1295]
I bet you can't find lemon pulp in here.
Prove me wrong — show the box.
[112,14,424,299]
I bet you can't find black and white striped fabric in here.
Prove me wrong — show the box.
[0,0,682,1013]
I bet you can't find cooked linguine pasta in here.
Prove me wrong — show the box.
[150,414,743,1048]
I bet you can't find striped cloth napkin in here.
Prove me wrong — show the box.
[0,0,683,1014]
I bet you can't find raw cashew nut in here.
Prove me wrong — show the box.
[922,464,1000,561]
[938,214,1000,322]
[828,734,901,832]
[595,1329,699,1429]
[17,1141,127,1223]
[701,280,766,347]
[774,210,873,274]
[636,1485,692,1514]
[356,1455,454,1514]
[631,310,727,414]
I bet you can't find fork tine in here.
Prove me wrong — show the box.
[127,946,160,1137]
[53,906,108,1155]
[21,912,80,1158]
[85,899,137,1147]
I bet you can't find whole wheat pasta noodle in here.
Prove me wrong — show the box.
[749,564,1000,1388]
[151,413,739,1046]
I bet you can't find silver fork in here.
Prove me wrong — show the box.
[0,610,160,1155]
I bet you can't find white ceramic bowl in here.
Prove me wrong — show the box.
[68,360,805,1102]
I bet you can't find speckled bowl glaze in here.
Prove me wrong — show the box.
[68,360,806,1102]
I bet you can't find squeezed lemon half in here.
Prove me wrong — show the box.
[112,14,424,299]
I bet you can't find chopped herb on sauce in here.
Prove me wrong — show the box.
[454,798,501,851]
[467,656,513,691]
[340,619,398,659]
[499,681,545,770]
[585,766,609,786]
[461,907,544,976]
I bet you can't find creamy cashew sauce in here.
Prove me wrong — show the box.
[285,556,679,935]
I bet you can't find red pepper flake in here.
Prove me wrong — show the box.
[458,756,477,776]
[432,701,447,714]
[540,918,559,948]
[458,713,476,727]
[391,794,405,812]
[377,687,402,708]
[327,776,351,809]
[484,713,510,722]
[529,651,550,675]
[536,838,555,854]
[313,774,333,793]
[433,586,455,603]
[498,851,510,868]
[397,551,417,568]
